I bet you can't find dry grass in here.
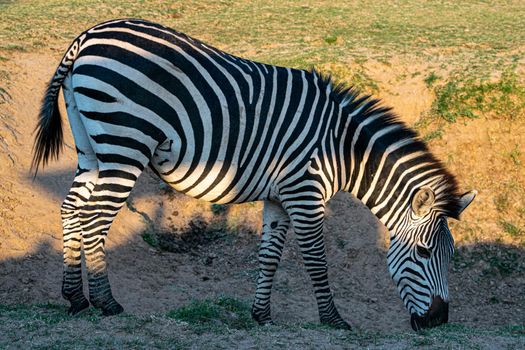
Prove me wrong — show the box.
[0,303,523,349]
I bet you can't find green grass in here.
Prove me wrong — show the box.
[141,230,158,247]
[167,296,255,333]
[1,1,524,65]
[0,303,523,349]
[429,68,525,123]
[1,0,524,120]
[453,244,525,277]
[421,128,444,143]
[500,220,523,238]
[424,71,440,87]
[211,203,227,215]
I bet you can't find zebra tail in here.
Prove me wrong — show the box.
[31,37,82,177]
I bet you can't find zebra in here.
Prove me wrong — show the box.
[32,19,476,331]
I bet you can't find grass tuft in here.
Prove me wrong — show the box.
[167,296,255,333]
[424,71,440,87]
[430,68,525,122]
[323,34,338,45]
[142,230,158,247]
[499,220,523,238]
[509,145,521,166]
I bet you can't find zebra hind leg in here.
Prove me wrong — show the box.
[285,198,351,330]
[251,201,291,325]
[79,161,145,316]
[61,159,98,315]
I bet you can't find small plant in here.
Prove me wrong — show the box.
[336,238,347,249]
[142,231,158,247]
[500,220,523,238]
[509,145,521,166]
[424,71,440,87]
[167,296,255,332]
[210,203,227,215]
[422,129,444,142]
[430,68,525,123]
[324,34,338,44]
[493,193,509,211]
[432,81,477,122]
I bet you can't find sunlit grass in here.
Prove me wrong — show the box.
[429,68,525,123]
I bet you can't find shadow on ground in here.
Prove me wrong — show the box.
[1,168,523,332]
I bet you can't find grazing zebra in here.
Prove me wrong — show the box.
[32,19,476,331]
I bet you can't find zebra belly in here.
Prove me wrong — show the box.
[151,137,272,204]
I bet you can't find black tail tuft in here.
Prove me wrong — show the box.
[31,81,64,177]
[31,35,83,177]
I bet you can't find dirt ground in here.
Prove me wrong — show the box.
[0,50,524,348]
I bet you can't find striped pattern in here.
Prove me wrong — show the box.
[32,19,472,329]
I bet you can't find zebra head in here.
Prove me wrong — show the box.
[387,187,476,331]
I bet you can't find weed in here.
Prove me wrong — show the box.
[336,238,347,249]
[142,230,158,247]
[484,250,520,276]
[211,203,227,215]
[430,68,525,122]
[509,145,521,166]
[166,296,255,333]
[499,220,523,238]
[431,81,477,122]
[411,335,434,346]
[324,34,338,45]
[503,324,525,336]
[422,129,444,142]
[454,244,525,277]
[494,193,509,211]
[424,71,439,87]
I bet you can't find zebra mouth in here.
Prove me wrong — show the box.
[410,296,449,331]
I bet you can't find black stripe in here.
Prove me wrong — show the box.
[96,153,145,171]
[74,86,117,103]
[81,110,165,143]
[91,134,152,159]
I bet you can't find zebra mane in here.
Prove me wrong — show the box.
[310,68,464,219]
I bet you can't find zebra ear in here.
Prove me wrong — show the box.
[411,187,435,217]
[457,190,477,217]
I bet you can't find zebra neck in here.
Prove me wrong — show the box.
[336,107,429,232]
[312,71,460,231]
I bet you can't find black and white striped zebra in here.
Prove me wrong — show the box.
[32,19,476,330]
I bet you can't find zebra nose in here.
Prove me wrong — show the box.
[410,296,449,331]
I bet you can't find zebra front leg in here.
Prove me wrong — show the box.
[286,200,351,330]
[252,201,291,325]
[61,165,98,315]
[79,163,143,316]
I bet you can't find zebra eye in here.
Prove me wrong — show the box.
[416,245,432,259]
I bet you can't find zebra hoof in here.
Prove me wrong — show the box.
[321,318,352,330]
[101,302,124,316]
[251,305,272,325]
[68,298,90,316]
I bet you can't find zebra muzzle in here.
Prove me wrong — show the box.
[410,296,449,331]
